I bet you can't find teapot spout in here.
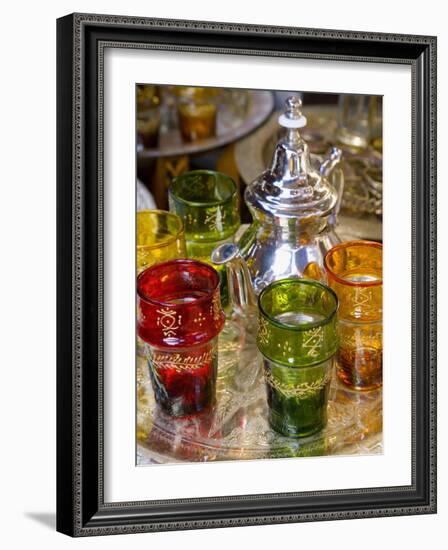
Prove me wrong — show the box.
[211,243,257,318]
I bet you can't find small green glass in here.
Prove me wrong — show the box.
[168,170,240,245]
[257,279,339,437]
[168,170,240,307]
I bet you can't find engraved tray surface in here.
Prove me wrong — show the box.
[137,316,383,465]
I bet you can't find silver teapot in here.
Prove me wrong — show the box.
[232,96,344,294]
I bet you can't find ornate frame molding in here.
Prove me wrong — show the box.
[56,13,437,536]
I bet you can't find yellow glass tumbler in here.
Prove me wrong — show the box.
[137,210,186,273]
[324,241,382,391]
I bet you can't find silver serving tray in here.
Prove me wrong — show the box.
[137,90,274,158]
[137,316,383,465]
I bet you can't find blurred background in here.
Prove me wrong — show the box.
[136,85,382,241]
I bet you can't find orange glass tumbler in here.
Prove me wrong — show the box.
[324,240,382,391]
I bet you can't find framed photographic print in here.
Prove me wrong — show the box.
[56,13,437,536]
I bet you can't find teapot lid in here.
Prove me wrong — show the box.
[245,96,339,222]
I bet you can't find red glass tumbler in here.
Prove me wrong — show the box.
[137,259,225,417]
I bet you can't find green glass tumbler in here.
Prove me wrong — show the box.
[168,170,240,307]
[257,279,339,437]
[168,170,240,247]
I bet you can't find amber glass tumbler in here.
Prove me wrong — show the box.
[176,87,218,142]
[324,240,382,391]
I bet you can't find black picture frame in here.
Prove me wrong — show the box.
[56,13,437,537]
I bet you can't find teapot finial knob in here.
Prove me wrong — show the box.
[286,96,302,117]
[279,96,307,129]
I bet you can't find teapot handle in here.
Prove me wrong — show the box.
[329,167,345,226]
[211,243,257,318]
[320,147,344,227]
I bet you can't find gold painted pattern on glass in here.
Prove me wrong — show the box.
[156,308,182,338]
[258,316,270,346]
[211,292,222,322]
[148,349,214,373]
[264,368,332,399]
[303,326,324,358]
